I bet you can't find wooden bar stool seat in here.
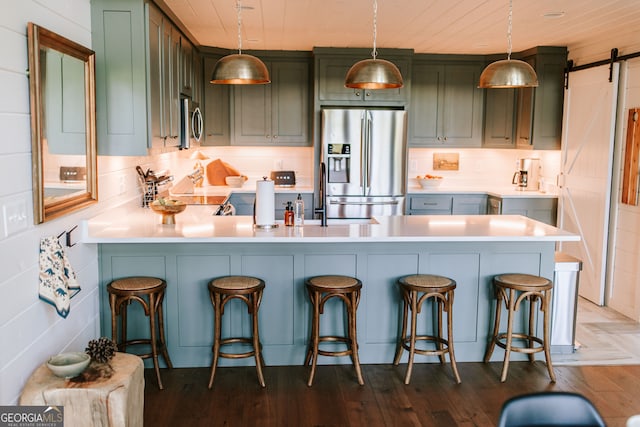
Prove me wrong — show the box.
[393,274,461,384]
[107,276,172,390]
[208,276,266,388]
[484,273,556,382]
[305,275,364,386]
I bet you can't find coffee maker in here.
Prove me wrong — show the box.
[512,158,541,191]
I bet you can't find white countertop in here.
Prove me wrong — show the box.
[82,204,578,244]
[407,185,557,198]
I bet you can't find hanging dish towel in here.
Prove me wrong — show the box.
[38,236,81,318]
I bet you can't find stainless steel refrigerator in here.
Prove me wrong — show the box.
[321,108,407,219]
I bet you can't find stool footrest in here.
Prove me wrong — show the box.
[494,333,545,354]
[217,337,261,359]
[399,335,451,357]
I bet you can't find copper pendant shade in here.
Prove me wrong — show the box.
[479,0,538,88]
[344,0,403,90]
[210,53,270,84]
[478,59,538,88]
[345,58,403,89]
[210,0,270,85]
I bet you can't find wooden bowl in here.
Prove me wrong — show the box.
[225,175,247,188]
[150,199,187,224]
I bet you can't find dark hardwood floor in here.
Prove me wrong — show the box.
[144,362,640,426]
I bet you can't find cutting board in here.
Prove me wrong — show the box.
[205,159,243,185]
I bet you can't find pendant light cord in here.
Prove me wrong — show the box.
[507,0,513,60]
[371,0,378,60]
[237,0,243,55]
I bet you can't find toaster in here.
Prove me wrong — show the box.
[270,170,296,187]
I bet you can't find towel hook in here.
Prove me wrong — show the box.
[65,225,78,247]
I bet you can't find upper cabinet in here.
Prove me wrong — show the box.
[516,47,567,150]
[409,56,484,147]
[201,54,230,146]
[482,47,567,150]
[232,55,311,146]
[314,48,413,105]
[91,0,197,155]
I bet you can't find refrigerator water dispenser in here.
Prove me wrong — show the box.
[327,143,350,183]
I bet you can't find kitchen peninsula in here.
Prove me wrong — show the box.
[83,206,577,369]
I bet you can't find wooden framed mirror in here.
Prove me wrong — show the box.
[27,22,98,223]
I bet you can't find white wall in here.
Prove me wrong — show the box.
[609,58,640,321]
[0,0,162,404]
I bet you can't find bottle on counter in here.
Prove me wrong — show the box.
[284,201,294,226]
[294,194,304,226]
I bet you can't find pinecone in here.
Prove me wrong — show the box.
[85,337,118,364]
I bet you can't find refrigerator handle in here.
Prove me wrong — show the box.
[364,111,372,193]
[360,113,366,189]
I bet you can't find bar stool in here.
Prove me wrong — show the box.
[305,275,364,386]
[208,276,266,389]
[484,273,556,383]
[393,274,461,384]
[107,276,173,390]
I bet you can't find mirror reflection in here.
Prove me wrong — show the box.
[28,22,97,223]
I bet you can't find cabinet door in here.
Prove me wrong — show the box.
[410,62,483,147]
[181,37,193,96]
[452,195,487,214]
[270,60,309,144]
[192,50,202,105]
[515,59,535,149]
[407,195,453,214]
[147,5,164,149]
[166,25,181,144]
[483,87,516,148]
[501,198,558,226]
[201,56,230,146]
[409,63,440,144]
[233,76,270,144]
[317,57,363,102]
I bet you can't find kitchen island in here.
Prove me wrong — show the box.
[83,205,578,369]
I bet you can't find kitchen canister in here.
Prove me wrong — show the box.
[254,177,277,228]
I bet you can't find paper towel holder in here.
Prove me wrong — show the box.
[253,177,279,229]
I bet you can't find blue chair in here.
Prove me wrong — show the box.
[498,392,606,427]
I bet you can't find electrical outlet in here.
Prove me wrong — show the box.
[4,198,29,236]
[119,175,126,195]
[274,159,283,170]
[410,160,418,172]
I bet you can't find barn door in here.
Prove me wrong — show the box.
[558,64,619,305]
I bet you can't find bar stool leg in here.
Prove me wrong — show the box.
[307,290,321,387]
[252,291,266,387]
[436,297,446,364]
[542,290,556,382]
[393,291,409,365]
[404,290,418,385]
[208,293,222,389]
[156,292,173,369]
[348,290,364,386]
[148,292,164,390]
[445,290,461,383]
[500,289,516,382]
[484,290,503,363]
[110,294,118,347]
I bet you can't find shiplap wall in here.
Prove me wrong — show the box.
[609,58,640,321]
[0,0,157,405]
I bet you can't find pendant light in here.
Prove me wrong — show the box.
[345,0,403,89]
[210,0,270,84]
[478,0,538,88]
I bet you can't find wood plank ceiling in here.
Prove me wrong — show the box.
[161,0,640,65]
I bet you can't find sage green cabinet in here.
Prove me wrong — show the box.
[482,87,517,148]
[233,59,310,146]
[202,55,230,146]
[409,58,484,147]
[489,195,558,226]
[315,52,411,104]
[91,0,192,155]
[515,47,567,150]
[406,193,487,215]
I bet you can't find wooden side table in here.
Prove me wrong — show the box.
[20,352,144,427]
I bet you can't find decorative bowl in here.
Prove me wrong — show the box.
[225,175,247,188]
[418,177,443,189]
[150,198,187,224]
[47,352,91,378]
